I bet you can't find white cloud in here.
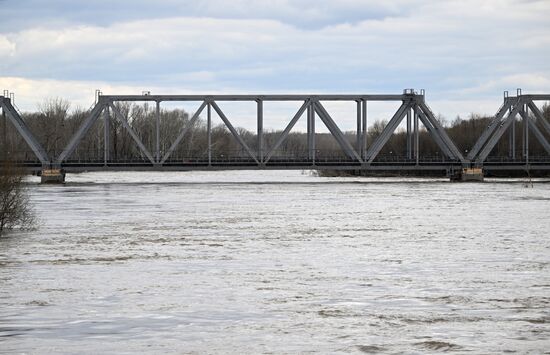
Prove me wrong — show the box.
[0,0,549,124]
[0,0,423,32]
[0,76,508,135]
[456,73,550,99]
[0,35,15,57]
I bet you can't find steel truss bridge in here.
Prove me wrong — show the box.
[1,89,550,180]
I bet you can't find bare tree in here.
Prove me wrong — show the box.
[0,161,34,236]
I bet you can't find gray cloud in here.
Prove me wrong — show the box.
[0,0,419,32]
[0,0,549,119]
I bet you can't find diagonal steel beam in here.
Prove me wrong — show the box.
[109,103,156,164]
[519,109,550,155]
[418,102,466,162]
[161,101,207,164]
[1,97,50,165]
[264,100,309,163]
[527,101,550,136]
[56,100,106,164]
[314,101,363,163]
[210,101,259,164]
[476,101,522,164]
[416,107,455,159]
[365,102,410,163]
[467,99,513,160]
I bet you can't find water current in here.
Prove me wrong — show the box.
[1,171,549,353]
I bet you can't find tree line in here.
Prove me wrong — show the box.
[2,98,550,163]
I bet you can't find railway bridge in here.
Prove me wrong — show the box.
[1,89,549,182]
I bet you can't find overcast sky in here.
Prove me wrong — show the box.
[1,0,549,128]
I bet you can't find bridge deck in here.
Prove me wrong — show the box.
[12,158,550,174]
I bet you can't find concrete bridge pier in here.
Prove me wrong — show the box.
[40,168,65,184]
[449,167,484,182]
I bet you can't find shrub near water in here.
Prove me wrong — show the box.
[0,162,34,236]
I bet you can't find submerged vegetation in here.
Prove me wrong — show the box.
[0,160,34,236]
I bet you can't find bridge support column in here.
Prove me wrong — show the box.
[356,100,361,155]
[104,106,110,165]
[362,100,367,160]
[2,106,6,156]
[207,102,212,166]
[524,103,529,165]
[156,101,161,163]
[406,107,412,159]
[307,101,315,163]
[509,106,515,160]
[257,99,263,164]
[414,105,419,165]
[41,168,65,184]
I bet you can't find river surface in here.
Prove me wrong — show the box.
[1,171,550,354]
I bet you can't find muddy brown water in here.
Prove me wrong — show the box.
[1,171,549,353]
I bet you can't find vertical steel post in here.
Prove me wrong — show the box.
[522,106,526,160]
[257,99,263,163]
[308,100,315,162]
[525,103,529,164]
[156,101,160,163]
[509,106,515,160]
[356,100,361,154]
[307,102,312,160]
[518,89,525,162]
[414,105,419,165]
[207,102,212,166]
[97,123,101,160]
[362,100,367,160]
[406,107,412,159]
[1,106,6,158]
[104,106,110,165]
[511,105,516,160]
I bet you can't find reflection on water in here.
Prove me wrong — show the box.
[1,171,550,353]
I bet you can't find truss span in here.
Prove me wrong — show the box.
[2,89,550,180]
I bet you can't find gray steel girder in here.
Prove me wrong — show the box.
[313,101,363,163]
[415,107,455,159]
[467,99,513,161]
[99,94,418,102]
[417,102,466,163]
[109,103,156,164]
[6,92,549,171]
[476,102,522,164]
[57,100,107,164]
[161,101,207,164]
[365,102,410,163]
[210,101,259,164]
[104,106,110,164]
[264,100,309,163]
[1,97,50,165]
[528,101,550,136]
[519,109,550,155]
[257,100,264,163]
[361,100,367,159]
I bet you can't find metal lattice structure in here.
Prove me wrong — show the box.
[2,90,550,177]
[467,90,550,167]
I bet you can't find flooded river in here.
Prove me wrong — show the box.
[1,171,549,353]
